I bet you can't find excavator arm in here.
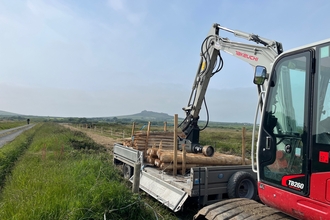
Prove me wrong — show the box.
[179,23,283,155]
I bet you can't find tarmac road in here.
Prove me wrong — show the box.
[0,124,35,148]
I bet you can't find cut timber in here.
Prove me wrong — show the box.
[159,163,209,170]
[130,131,181,150]
[159,152,251,165]
[157,149,182,158]
[147,147,159,157]
[146,156,156,164]
[154,159,161,167]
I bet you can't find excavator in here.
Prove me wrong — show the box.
[191,24,330,219]
[178,23,282,157]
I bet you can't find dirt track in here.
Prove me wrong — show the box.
[62,124,118,152]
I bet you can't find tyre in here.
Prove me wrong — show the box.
[227,171,257,200]
[122,163,133,179]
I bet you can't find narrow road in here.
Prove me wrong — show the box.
[0,124,35,148]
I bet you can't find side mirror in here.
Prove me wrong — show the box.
[254,66,267,85]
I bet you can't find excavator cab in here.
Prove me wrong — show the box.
[257,42,330,218]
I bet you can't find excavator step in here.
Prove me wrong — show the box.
[194,198,295,220]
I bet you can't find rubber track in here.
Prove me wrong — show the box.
[194,198,295,220]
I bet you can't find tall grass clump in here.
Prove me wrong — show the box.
[0,122,156,220]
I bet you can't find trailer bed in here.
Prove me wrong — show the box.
[113,143,257,212]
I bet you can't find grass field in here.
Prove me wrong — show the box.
[0,122,179,220]
[0,121,257,219]
[0,121,26,130]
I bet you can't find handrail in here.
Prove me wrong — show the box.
[251,91,265,173]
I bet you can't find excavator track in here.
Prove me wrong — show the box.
[194,198,295,220]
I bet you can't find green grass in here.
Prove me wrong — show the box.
[0,122,162,220]
[0,121,257,219]
[0,124,38,187]
[0,121,27,130]
[199,127,257,157]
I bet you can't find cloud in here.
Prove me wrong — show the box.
[107,0,124,11]
[107,0,145,26]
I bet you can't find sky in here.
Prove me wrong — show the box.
[0,0,330,123]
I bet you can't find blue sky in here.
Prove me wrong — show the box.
[0,0,329,122]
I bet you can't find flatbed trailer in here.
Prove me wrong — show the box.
[113,143,257,212]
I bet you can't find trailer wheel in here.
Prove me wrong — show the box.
[227,171,257,200]
[123,163,133,179]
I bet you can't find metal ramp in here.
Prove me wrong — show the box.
[131,170,188,212]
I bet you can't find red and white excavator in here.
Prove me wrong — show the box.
[193,24,330,220]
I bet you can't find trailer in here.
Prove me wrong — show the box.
[113,143,257,212]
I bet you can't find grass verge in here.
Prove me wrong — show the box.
[0,122,162,220]
[0,121,27,130]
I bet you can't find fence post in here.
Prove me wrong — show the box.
[132,162,141,193]
[145,122,151,157]
[173,114,178,176]
[242,127,246,165]
[131,122,136,137]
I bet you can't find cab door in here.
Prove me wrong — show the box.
[258,50,313,196]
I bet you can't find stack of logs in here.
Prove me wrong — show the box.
[146,146,251,173]
[122,130,178,151]
[122,127,251,174]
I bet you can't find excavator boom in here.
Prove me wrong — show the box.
[179,23,282,154]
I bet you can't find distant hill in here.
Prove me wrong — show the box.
[117,110,173,121]
[0,110,21,116]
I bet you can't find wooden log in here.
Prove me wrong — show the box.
[159,163,209,170]
[159,152,251,165]
[154,159,161,167]
[146,156,155,164]
[137,141,173,146]
[133,134,174,139]
[134,131,174,135]
[147,147,159,157]
[157,149,183,158]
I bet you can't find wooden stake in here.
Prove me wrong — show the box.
[145,122,151,157]
[242,127,246,165]
[132,163,141,193]
[159,140,163,150]
[173,114,178,176]
[164,121,167,131]
[182,144,186,175]
[131,122,136,137]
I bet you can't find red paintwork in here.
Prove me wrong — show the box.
[259,172,330,220]
[319,151,329,163]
